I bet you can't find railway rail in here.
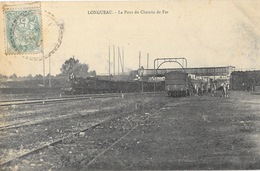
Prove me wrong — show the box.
[0,93,119,106]
[0,108,99,131]
[0,93,112,103]
[0,106,151,169]
[0,92,165,170]
[0,98,132,131]
[0,92,160,107]
[0,118,109,167]
[0,94,132,131]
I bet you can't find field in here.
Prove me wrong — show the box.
[1,91,260,170]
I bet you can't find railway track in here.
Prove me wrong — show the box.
[0,92,160,106]
[0,92,166,170]
[0,117,110,167]
[0,94,120,106]
[0,108,99,131]
[0,101,128,131]
[0,108,151,169]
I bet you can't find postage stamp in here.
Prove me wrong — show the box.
[3,4,43,55]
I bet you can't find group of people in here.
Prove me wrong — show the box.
[192,80,229,98]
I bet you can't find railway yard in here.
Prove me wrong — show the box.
[1,1,260,170]
[0,91,260,170]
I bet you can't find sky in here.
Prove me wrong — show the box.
[0,1,260,76]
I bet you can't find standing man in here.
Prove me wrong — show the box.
[222,82,228,97]
[211,81,216,97]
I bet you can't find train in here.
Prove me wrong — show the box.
[165,71,192,97]
[62,76,165,95]
[64,69,245,96]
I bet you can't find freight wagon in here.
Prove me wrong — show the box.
[165,71,192,97]
[62,77,165,94]
[230,71,260,91]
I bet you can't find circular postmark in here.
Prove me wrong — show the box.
[22,10,64,61]
[40,10,64,61]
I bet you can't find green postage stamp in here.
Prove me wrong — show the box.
[3,4,43,55]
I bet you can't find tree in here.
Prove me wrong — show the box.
[60,57,96,78]
[46,73,54,78]
[0,74,8,81]
[89,70,97,77]
[0,74,8,79]
[9,73,17,79]
[60,57,79,76]
[27,74,33,79]
[34,74,43,79]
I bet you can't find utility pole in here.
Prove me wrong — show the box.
[118,47,124,74]
[139,51,141,69]
[118,46,120,74]
[72,55,76,79]
[109,46,111,75]
[113,45,115,75]
[118,46,124,74]
[49,55,51,88]
[42,55,45,87]
[147,53,149,69]
[214,67,216,80]
[122,46,124,74]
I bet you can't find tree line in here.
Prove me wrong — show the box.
[0,57,96,81]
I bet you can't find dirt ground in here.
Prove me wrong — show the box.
[2,91,260,170]
[0,93,167,170]
[86,91,260,170]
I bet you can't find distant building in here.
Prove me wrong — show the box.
[136,66,235,81]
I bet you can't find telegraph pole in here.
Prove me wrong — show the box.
[122,46,124,74]
[118,46,124,74]
[42,55,45,87]
[118,46,120,74]
[120,47,123,73]
[49,55,51,88]
[113,45,115,75]
[147,53,149,69]
[72,55,75,78]
[139,51,141,69]
[109,46,111,75]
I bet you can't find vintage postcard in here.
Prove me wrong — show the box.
[0,1,260,170]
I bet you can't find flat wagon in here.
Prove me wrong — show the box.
[62,77,165,95]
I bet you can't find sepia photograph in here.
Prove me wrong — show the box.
[0,1,260,170]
